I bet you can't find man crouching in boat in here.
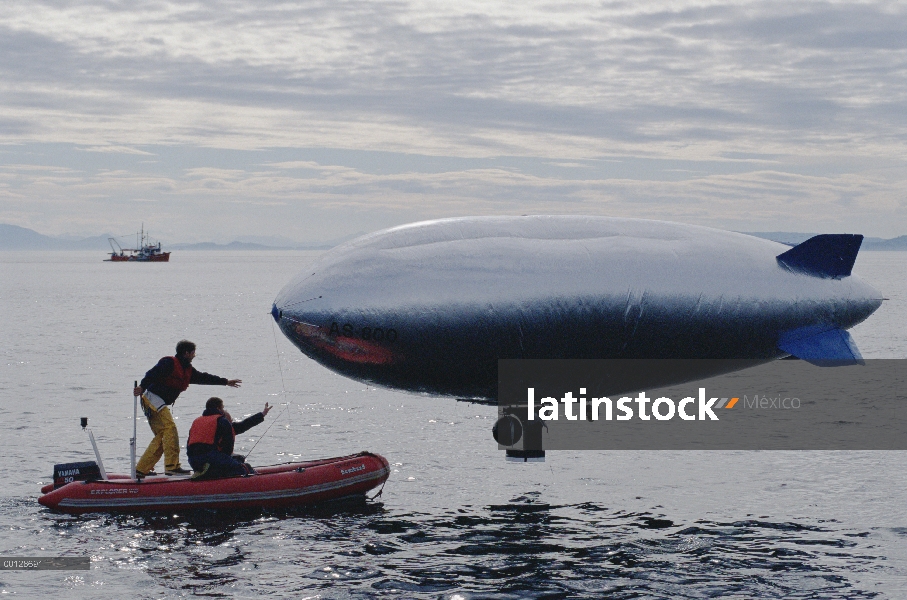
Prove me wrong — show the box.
[187,397,272,478]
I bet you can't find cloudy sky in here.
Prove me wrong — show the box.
[1,0,906,243]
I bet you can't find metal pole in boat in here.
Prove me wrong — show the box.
[130,380,138,480]
[81,417,108,480]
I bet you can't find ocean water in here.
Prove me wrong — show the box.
[0,249,905,599]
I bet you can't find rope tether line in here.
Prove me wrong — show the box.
[270,315,289,395]
[244,401,289,461]
[245,314,295,461]
[270,314,292,430]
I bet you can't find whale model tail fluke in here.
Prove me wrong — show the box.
[774,234,869,365]
[776,234,863,279]
[778,326,865,366]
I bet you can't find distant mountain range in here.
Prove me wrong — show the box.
[0,224,364,251]
[2,223,905,251]
[0,224,117,250]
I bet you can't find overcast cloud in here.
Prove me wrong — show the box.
[1,0,905,242]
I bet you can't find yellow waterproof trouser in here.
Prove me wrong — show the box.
[136,395,182,472]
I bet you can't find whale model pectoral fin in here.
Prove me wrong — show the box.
[776,234,863,279]
[778,326,865,366]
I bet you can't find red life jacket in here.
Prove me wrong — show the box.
[161,356,192,393]
[187,414,234,451]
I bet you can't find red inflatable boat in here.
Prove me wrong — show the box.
[38,452,390,514]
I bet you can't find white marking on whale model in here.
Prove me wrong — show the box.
[272,216,883,401]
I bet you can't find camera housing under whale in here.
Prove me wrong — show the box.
[272,216,883,402]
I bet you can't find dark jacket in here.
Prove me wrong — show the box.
[140,356,229,405]
[187,408,265,458]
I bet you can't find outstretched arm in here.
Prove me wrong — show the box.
[189,368,241,386]
[232,410,266,435]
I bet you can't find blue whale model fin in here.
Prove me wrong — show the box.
[776,234,863,279]
[778,325,864,366]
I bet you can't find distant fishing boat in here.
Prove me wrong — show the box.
[106,225,170,262]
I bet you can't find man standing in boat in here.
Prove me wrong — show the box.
[187,397,272,478]
[133,340,242,477]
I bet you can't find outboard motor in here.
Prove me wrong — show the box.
[52,461,101,489]
[51,417,109,488]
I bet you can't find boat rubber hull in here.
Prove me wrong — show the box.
[38,452,389,514]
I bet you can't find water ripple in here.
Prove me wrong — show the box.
[8,496,885,598]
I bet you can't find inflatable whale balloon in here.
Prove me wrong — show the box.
[272,216,882,401]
